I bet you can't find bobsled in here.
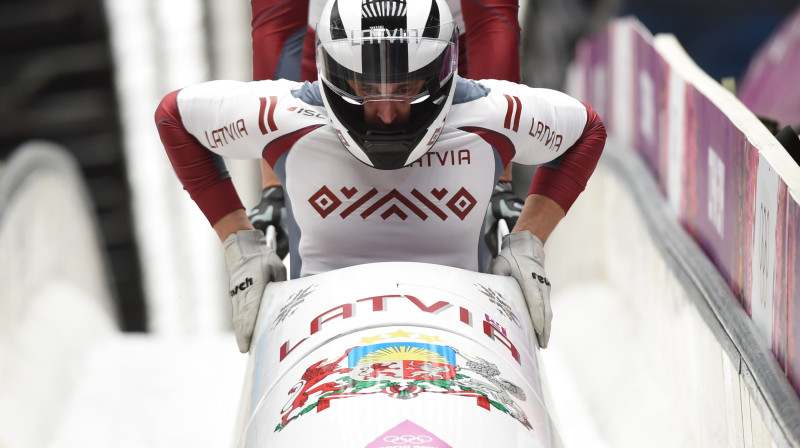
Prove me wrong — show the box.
[231,262,564,447]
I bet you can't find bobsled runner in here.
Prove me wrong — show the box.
[231,261,564,447]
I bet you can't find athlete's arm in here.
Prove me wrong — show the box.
[155,89,245,229]
[213,209,255,242]
[490,102,604,349]
[156,86,286,354]
[513,194,565,244]
[526,103,606,220]
[508,101,605,243]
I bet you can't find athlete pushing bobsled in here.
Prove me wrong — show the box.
[247,0,525,261]
[154,0,606,354]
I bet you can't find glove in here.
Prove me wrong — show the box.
[223,229,286,352]
[489,231,552,348]
[248,186,289,259]
[484,181,525,257]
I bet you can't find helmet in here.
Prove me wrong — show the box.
[316,0,459,170]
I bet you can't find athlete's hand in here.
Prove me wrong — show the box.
[223,229,286,352]
[484,181,525,257]
[248,186,289,259]
[489,231,552,348]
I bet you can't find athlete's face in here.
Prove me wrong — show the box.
[347,79,426,131]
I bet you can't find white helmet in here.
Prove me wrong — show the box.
[316,0,459,170]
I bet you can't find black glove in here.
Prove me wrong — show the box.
[484,181,525,257]
[247,186,289,259]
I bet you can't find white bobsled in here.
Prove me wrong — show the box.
[231,262,563,447]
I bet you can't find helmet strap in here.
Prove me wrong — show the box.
[427,78,445,105]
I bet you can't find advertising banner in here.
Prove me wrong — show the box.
[772,182,790,369]
[787,198,800,395]
[573,28,612,132]
[570,14,800,400]
[749,153,779,348]
[232,262,561,448]
[665,65,687,215]
[611,20,634,146]
[681,89,757,304]
[631,24,666,185]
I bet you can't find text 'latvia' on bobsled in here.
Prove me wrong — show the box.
[231,262,563,448]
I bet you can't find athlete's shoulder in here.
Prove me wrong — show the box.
[261,81,330,143]
[174,79,330,158]
[453,78,584,111]
[447,78,590,165]
[448,78,531,129]
[448,78,550,118]
[176,79,326,114]
[178,79,328,135]
[450,76,491,105]
[176,79,304,128]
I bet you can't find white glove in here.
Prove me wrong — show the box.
[223,229,286,352]
[489,231,552,348]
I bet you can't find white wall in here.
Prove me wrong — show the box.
[545,147,782,446]
[0,143,118,448]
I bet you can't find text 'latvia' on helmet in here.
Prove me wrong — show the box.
[316,0,459,170]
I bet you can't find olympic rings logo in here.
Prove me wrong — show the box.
[383,434,433,444]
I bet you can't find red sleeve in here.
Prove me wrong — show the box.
[460,0,521,82]
[251,0,310,81]
[528,103,606,212]
[154,90,245,227]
